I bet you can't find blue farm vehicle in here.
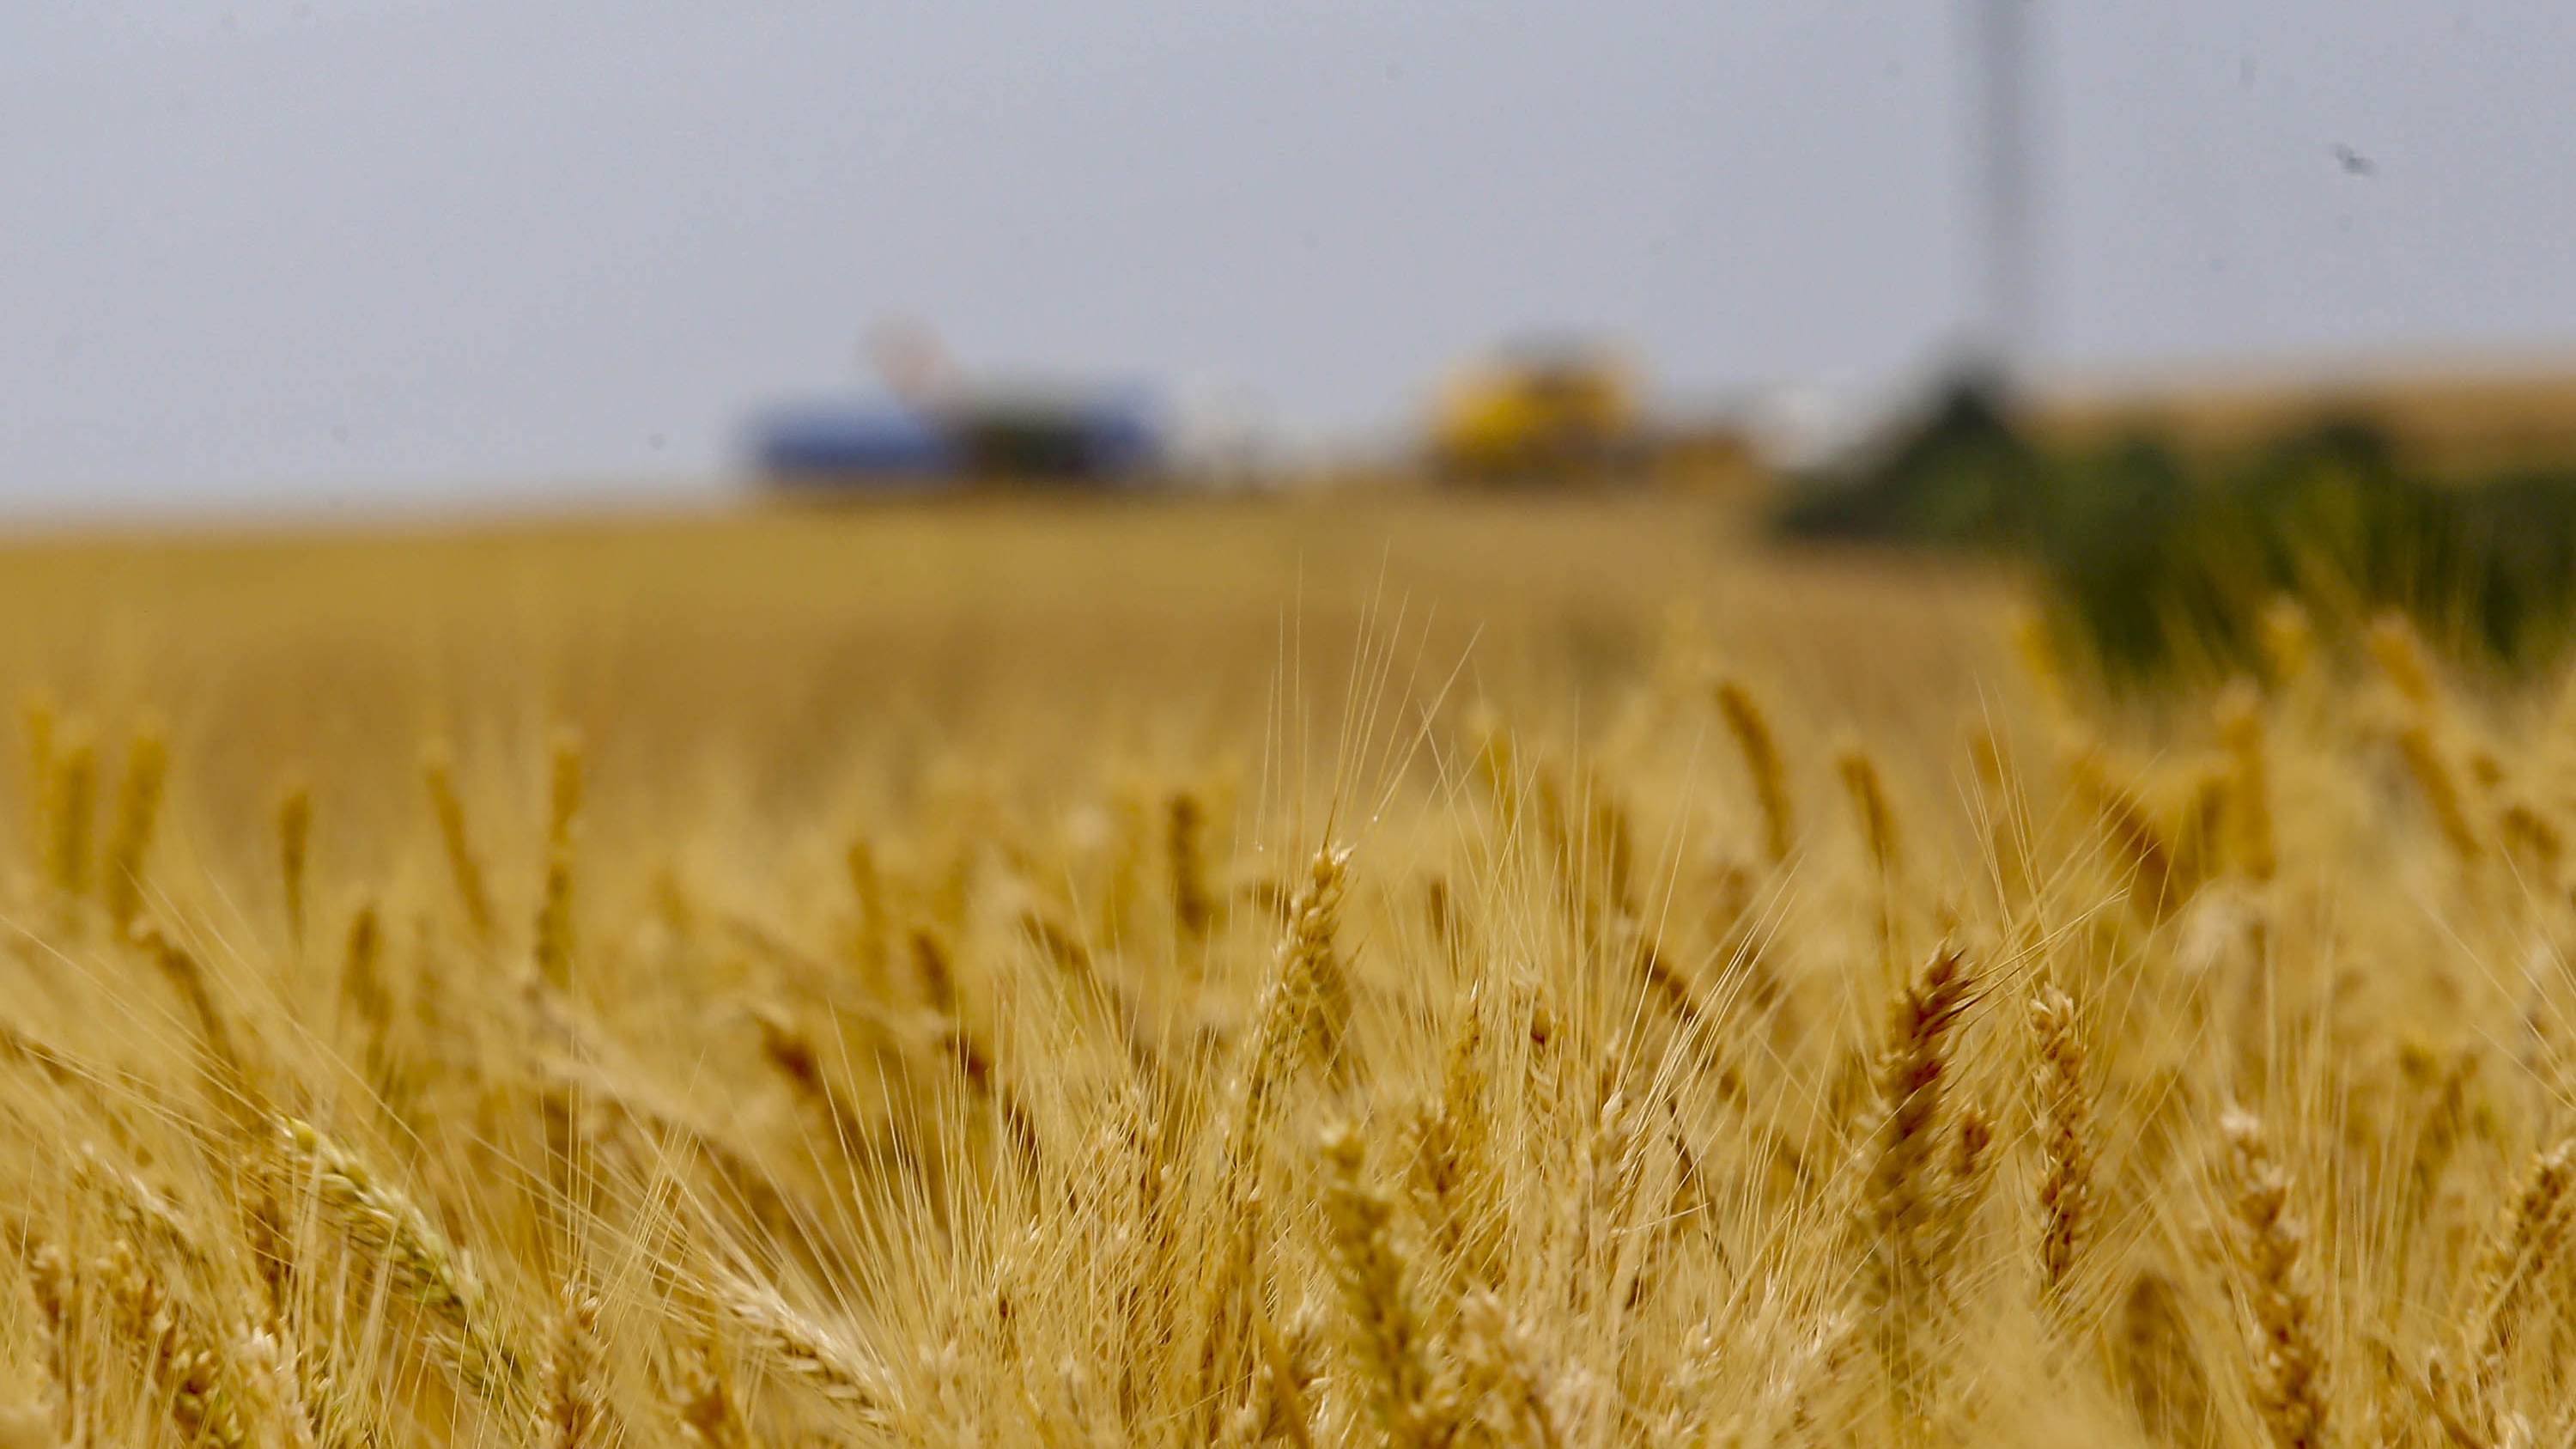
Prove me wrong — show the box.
[750,387,1160,490]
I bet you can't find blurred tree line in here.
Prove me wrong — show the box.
[1777,378,2576,680]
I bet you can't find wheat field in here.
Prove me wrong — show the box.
[0,490,2567,1447]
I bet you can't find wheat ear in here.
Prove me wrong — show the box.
[538,1280,608,1449]
[2029,983,2093,1304]
[1716,678,1795,866]
[2217,681,2278,883]
[714,1273,893,1422]
[276,1117,519,1394]
[1168,787,1215,943]
[46,723,94,915]
[101,719,167,935]
[2218,1106,2330,1449]
[1317,1120,1438,1446]
[2461,1135,2576,1421]
[276,777,313,953]
[534,728,583,989]
[421,742,497,944]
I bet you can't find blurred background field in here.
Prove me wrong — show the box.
[0,490,2016,860]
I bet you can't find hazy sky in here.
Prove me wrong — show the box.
[6,2,2575,514]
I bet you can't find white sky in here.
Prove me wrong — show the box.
[5,2,2574,514]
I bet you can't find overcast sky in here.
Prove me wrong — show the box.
[5,2,2574,514]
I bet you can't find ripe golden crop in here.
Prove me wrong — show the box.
[0,497,2560,1446]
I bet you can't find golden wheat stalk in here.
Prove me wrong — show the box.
[2218,1106,2330,1449]
[1406,990,1493,1299]
[421,743,497,945]
[2462,1135,2576,1417]
[2367,612,2440,709]
[95,1237,255,1449]
[2116,1268,2211,1444]
[19,1239,76,1443]
[276,1117,520,1394]
[2010,606,2071,722]
[1836,742,1902,886]
[340,903,389,1046]
[2066,745,2181,920]
[1715,678,1795,867]
[46,722,94,912]
[535,728,585,990]
[20,687,56,868]
[1967,724,2034,912]
[1168,788,1215,943]
[2394,718,2484,864]
[2217,681,2278,883]
[1194,843,1353,1421]
[1316,1119,1439,1446]
[276,777,313,953]
[538,1281,609,1449]
[842,836,891,990]
[2028,983,2092,1304]
[137,924,263,1135]
[1227,843,1353,1163]
[1230,1302,1321,1449]
[101,720,167,934]
[75,1145,216,1277]
[667,1334,751,1449]
[714,1273,894,1423]
[1453,1289,1564,1449]
[2260,596,2316,690]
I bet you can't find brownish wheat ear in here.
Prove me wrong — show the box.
[1858,943,1976,1426]
[1863,947,1973,1279]
[1167,787,1215,943]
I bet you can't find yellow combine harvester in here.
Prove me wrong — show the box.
[1428,344,1645,481]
